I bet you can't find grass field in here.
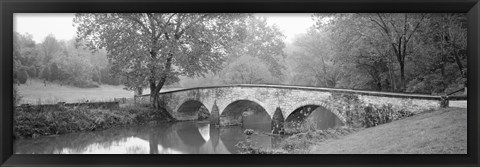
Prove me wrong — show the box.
[17,79,184,105]
[310,107,467,154]
[17,79,134,105]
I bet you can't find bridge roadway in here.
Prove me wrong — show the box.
[137,84,446,134]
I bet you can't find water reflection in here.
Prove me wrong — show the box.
[14,121,278,154]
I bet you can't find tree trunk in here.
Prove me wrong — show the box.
[451,42,465,77]
[399,61,405,92]
[149,78,156,103]
[441,28,447,91]
[388,54,396,91]
[151,77,167,109]
[150,54,173,109]
[150,91,157,108]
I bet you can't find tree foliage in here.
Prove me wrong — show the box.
[222,55,274,84]
[14,32,113,88]
[308,13,467,94]
[287,27,345,88]
[74,13,247,108]
[224,16,286,81]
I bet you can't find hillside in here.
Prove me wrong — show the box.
[310,107,467,154]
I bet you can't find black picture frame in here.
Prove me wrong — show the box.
[1,0,479,166]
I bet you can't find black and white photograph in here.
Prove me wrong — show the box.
[13,13,467,154]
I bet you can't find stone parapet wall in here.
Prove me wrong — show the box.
[358,95,440,114]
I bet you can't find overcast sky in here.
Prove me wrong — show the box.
[14,13,315,44]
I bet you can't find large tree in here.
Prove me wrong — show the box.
[312,13,466,94]
[40,34,62,64]
[314,13,427,92]
[288,27,346,88]
[225,16,286,81]
[74,13,246,108]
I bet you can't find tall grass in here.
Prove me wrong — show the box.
[14,104,173,139]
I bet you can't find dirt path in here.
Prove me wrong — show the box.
[310,107,467,154]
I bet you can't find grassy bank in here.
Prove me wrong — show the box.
[236,107,466,154]
[310,107,467,154]
[14,104,173,139]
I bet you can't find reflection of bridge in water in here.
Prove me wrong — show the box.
[142,121,278,154]
[144,122,232,154]
[14,121,277,154]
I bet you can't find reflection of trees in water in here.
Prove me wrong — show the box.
[15,121,278,154]
[14,125,146,154]
[147,121,230,154]
[175,121,207,147]
[219,126,245,153]
[14,123,172,154]
[127,145,147,154]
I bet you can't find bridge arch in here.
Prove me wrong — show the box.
[285,100,346,124]
[217,97,271,117]
[175,99,210,121]
[219,99,272,132]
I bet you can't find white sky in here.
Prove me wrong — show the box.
[14,13,77,43]
[14,13,315,44]
[256,13,315,43]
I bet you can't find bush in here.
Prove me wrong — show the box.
[14,104,173,139]
[70,78,100,88]
[40,66,50,80]
[284,118,317,135]
[347,104,414,128]
[26,66,37,78]
[197,106,210,121]
[18,69,28,84]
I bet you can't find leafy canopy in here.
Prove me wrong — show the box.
[74,13,247,90]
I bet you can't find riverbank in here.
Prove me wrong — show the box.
[238,106,466,154]
[309,107,467,154]
[14,104,174,139]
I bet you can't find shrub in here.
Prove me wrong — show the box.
[362,104,414,128]
[14,104,173,139]
[26,66,37,78]
[197,106,210,121]
[18,69,28,84]
[70,78,100,88]
[284,118,317,135]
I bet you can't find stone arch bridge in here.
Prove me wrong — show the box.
[137,84,445,134]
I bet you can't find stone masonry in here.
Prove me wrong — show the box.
[156,84,444,134]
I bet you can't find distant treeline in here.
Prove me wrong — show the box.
[14,13,468,97]
[13,33,122,88]
[180,13,468,95]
